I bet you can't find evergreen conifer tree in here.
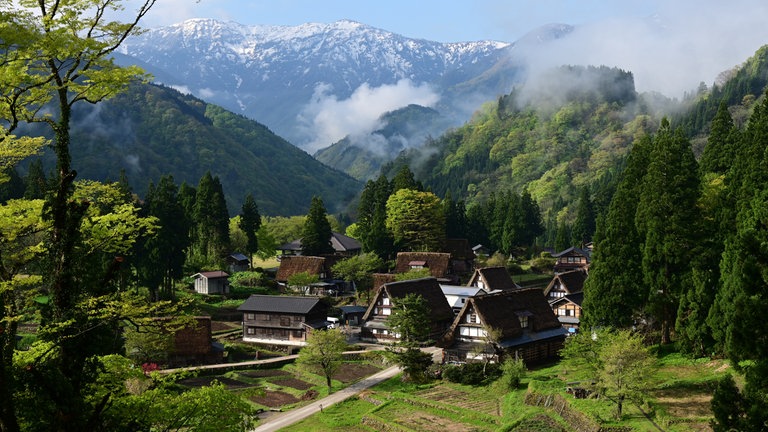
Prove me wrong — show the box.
[582,135,651,329]
[635,120,700,344]
[301,196,334,256]
[239,194,261,258]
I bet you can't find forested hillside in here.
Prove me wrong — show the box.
[408,65,672,238]
[33,83,361,215]
[314,104,452,181]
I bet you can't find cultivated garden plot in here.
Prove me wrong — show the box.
[415,384,502,416]
[176,361,385,412]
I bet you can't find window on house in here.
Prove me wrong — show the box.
[245,313,255,320]
[263,314,271,321]
[246,327,255,335]
[382,308,391,316]
[466,313,478,323]
[280,316,291,326]
[382,297,390,306]
[519,316,529,328]
[293,330,304,338]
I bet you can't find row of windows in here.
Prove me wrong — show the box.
[244,313,303,326]
[245,327,304,339]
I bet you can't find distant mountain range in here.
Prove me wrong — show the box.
[118,19,573,159]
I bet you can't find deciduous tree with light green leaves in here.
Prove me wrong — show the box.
[560,329,655,420]
[386,189,445,252]
[297,328,348,392]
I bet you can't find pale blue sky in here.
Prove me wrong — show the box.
[137,0,660,42]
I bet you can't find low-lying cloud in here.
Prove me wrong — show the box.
[297,79,440,153]
[517,1,768,98]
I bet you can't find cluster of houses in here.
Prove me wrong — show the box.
[224,234,593,366]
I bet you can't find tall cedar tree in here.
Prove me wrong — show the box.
[676,103,739,356]
[709,95,768,429]
[238,193,262,258]
[357,175,395,259]
[443,191,468,239]
[635,120,700,344]
[699,101,737,175]
[301,196,334,256]
[138,175,189,300]
[571,187,596,247]
[582,135,651,329]
[391,165,422,192]
[190,172,230,269]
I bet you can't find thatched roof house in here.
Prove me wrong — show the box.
[360,277,454,344]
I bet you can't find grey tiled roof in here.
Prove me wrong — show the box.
[237,294,321,314]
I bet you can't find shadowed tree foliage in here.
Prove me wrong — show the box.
[582,135,651,329]
[239,193,262,258]
[301,196,334,256]
[635,120,700,344]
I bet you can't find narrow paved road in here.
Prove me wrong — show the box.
[250,365,401,432]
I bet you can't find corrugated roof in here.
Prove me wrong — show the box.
[191,271,229,279]
[237,294,322,314]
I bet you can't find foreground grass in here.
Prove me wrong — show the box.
[280,352,730,432]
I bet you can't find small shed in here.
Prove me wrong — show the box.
[191,271,230,295]
[227,253,251,273]
[339,305,368,326]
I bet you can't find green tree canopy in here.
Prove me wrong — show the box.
[297,328,348,391]
[385,189,445,252]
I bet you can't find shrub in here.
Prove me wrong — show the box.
[443,362,501,385]
[530,257,556,273]
[500,357,527,389]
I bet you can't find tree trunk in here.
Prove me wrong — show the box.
[617,394,624,420]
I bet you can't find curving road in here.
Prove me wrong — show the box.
[249,364,401,432]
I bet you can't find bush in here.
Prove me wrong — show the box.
[530,257,556,273]
[500,357,527,389]
[443,362,501,385]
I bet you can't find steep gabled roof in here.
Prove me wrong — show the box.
[550,291,585,309]
[395,252,451,278]
[237,294,324,314]
[276,256,326,281]
[543,269,588,296]
[469,266,518,291]
[362,277,454,323]
[449,289,562,341]
[552,246,591,259]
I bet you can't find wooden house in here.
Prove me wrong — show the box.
[550,292,583,334]
[543,269,587,331]
[552,247,591,274]
[467,266,520,292]
[442,289,567,365]
[191,271,230,295]
[237,295,330,346]
[543,269,587,301]
[360,277,454,344]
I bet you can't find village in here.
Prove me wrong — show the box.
[163,232,591,375]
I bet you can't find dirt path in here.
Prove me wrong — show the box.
[249,365,402,432]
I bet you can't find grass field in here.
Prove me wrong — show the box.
[278,352,731,432]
